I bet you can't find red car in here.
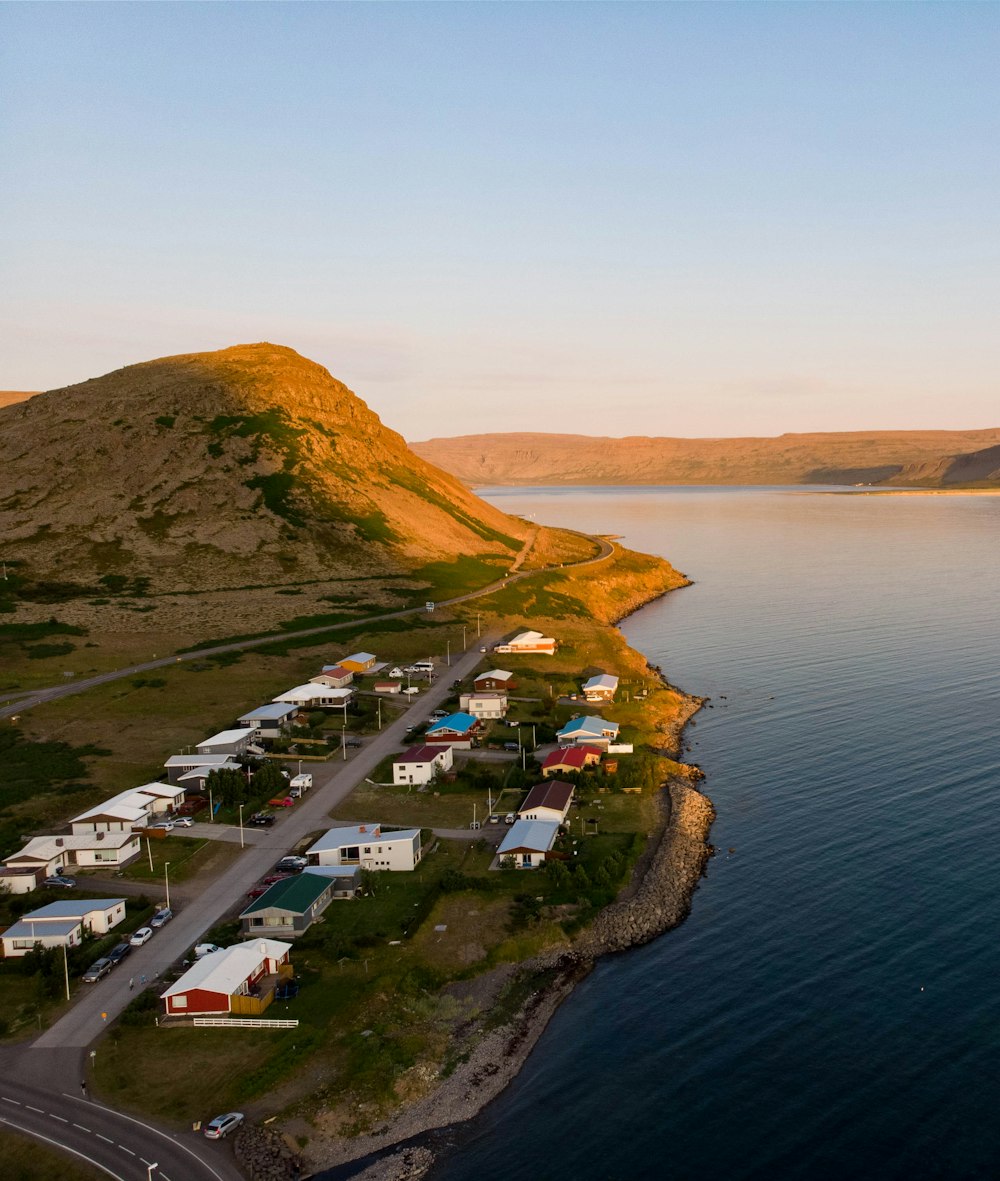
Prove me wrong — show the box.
[268,796,295,808]
[261,873,291,885]
[246,886,267,899]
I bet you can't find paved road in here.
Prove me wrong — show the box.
[0,535,614,718]
[0,1046,242,1181]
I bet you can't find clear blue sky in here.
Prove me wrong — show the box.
[3,2,998,439]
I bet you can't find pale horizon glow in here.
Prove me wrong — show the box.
[2,3,999,440]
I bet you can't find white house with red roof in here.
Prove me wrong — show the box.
[518,780,575,824]
[393,745,454,786]
[541,745,603,777]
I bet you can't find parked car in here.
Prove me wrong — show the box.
[81,958,114,983]
[246,887,267,899]
[275,979,299,1000]
[503,741,520,751]
[172,816,194,828]
[506,720,520,728]
[129,927,153,947]
[43,875,76,888]
[276,855,308,872]
[345,738,363,748]
[268,796,295,808]
[107,942,131,966]
[150,908,173,928]
[203,1112,244,1140]
[194,944,221,959]
[249,813,275,827]
[504,813,516,825]
[430,710,448,719]
[147,820,174,832]
[261,874,292,885]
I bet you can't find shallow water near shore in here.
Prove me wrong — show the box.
[422,486,1000,1181]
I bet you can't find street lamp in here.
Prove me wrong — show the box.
[238,803,245,849]
[377,697,382,731]
[462,624,467,651]
[446,639,451,667]
[147,1164,159,1181]
[164,862,171,911]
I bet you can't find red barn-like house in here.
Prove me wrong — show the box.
[161,939,292,1017]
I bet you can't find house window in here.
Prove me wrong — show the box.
[93,850,117,862]
[364,847,371,854]
[173,995,187,1009]
[523,855,533,867]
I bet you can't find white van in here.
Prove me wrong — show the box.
[289,773,312,797]
[411,660,434,673]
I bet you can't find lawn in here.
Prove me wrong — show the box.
[0,1127,103,1181]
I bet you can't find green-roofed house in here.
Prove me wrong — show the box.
[239,872,347,939]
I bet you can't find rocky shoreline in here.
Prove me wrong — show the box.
[298,774,716,1180]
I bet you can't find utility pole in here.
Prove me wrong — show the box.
[146,838,154,872]
[62,943,70,1001]
[446,639,451,667]
[377,697,382,731]
[164,862,171,911]
[238,803,245,849]
[342,725,347,761]
[462,624,467,651]
[208,786,214,822]
[476,613,481,638]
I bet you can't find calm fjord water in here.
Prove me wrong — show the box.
[431,487,1000,1181]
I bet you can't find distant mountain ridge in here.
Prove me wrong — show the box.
[411,429,1000,488]
[0,344,530,592]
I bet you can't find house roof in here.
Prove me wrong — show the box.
[72,803,147,824]
[132,781,182,799]
[476,669,514,682]
[25,899,124,921]
[542,745,602,770]
[238,702,297,723]
[161,939,292,998]
[274,683,353,703]
[240,874,331,917]
[302,864,361,880]
[343,652,376,664]
[4,918,81,940]
[394,745,445,765]
[320,664,353,677]
[519,781,574,815]
[426,712,477,736]
[462,692,507,702]
[557,716,619,739]
[177,762,240,782]
[197,728,254,749]
[72,782,184,825]
[308,825,420,853]
[165,753,236,769]
[498,819,560,856]
[583,673,619,692]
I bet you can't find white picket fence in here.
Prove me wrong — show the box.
[607,742,634,754]
[192,1017,298,1029]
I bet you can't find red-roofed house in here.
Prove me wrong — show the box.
[518,780,575,824]
[392,745,454,786]
[311,665,354,689]
[541,745,602,778]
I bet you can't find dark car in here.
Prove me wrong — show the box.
[107,942,131,966]
[275,979,299,1001]
[81,958,114,983]
[345,738,363,748]
[276,855,308,872]
[43,875,76,888]
[249,813,275,827]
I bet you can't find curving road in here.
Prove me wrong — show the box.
[0,534,613,719]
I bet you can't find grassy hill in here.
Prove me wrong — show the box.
[0,344,533,595]
[412,428,1000,487]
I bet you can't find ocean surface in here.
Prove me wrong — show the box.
[428,486,1000,1181]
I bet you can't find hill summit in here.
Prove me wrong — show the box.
[0,344,528,591]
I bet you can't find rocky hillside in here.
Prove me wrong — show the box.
[888,443,1000,487]
[0,344,530,592]
[412,429,1000,487]
[0,391,36,410]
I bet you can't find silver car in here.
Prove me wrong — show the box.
[203,1112,244,1139]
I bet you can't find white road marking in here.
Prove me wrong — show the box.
[25,1104,44,1113]
[1,1097,21,1105]
[118,1144,136,1155]
[97,1132,115,1143]
[92,1100,233,1181]
[0,1115,126,1180]
[73,1122,92,1131]
[49,1112,69,1122]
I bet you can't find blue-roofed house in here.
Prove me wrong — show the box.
[238,701,298,739]
[1,898,126,958]
[556,715,620,748]
[497,819,560,869]
[426,712,478,738]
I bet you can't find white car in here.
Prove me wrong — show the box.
[194,943,222,959]
[203,1112,244,1139]
[148,820,174,831]
[129,927,153,946]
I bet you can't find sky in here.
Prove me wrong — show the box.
[2,2,999,440]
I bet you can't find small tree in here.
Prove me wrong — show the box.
[206,766,248,808]
[252,762,287,798]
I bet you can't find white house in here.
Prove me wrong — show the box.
[474,669,517,692]
[497,819,560,869]
[494,630,557,655]
[196,727,260,757]
[237,702,298,738]
[459,692,508,719]
[307,824,423,871]
[392,744,453,786]
[582,673,620,703]
[518,780,575,824]
[70,782,185,834]
[3,831,141,877]
[273,683,353,709]
[1,898,126,958]
[175,761,241,790]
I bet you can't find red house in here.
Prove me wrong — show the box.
[161,939,292,1017]
[541,745,602,778]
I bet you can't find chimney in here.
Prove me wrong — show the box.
[359,824,366,833]
[97,832,105,841]
[55,838,64,847]
[373,826,381,838]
